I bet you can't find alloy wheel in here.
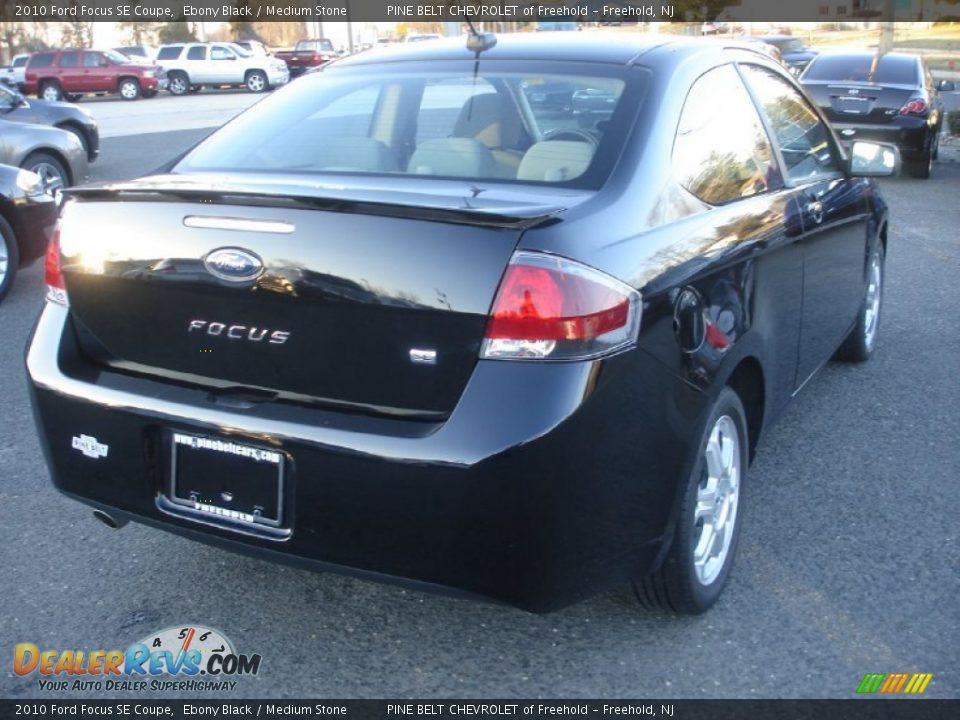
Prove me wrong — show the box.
[863,250,883,351]
[169,76,187,95]
[0,232,8,286]
[42,84,61,102]
[247,73,266,92]
[30,162,65,195]
[120,80,139,99]
[693,415,741,586]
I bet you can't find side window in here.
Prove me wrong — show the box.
[673,64,781,205]
[29,53,54,69]
[83,52,104,68]
[0,87,14,110]
[157,46,182,61]
[740,65,840,182]
[187,46,207,61]
[59,52,79,68]
[211,46,235,61]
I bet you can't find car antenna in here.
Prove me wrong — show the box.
[464,19,497,55]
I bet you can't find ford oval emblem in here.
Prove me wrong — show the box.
[204,248,264,282]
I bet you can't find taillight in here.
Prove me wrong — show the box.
[481,252,641,361]
[44,223,68,306]
[900,98,927,115]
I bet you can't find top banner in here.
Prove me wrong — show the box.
[3,0,952,23]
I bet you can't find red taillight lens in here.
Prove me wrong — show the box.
[481,252,640,361]
[44,224,68,305]
[900,99,927,115]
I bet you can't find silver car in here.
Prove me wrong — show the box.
[0,118,88,192]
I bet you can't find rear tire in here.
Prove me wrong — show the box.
[167,72,190,96]
[39,80,62,102]
[835,243,885,362]
[634,387,748,615]
[906,131,934,179]
[0,215,20,304]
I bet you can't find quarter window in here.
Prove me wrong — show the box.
[673,64,781,205]
[740,65,840,182]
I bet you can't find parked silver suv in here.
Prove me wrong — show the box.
[156,42,288,95]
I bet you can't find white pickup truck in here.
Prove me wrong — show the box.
[0,54,31,91]
[155,42,288,95]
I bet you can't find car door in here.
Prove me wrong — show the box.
[82,52,111,93]
[740,64,869,387]
[210,45,240,84]
[57,51,82,93]
[184,45,208,83]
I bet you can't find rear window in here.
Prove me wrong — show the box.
[157,46,182,61]
[295,40,335,52]
[177,61,645,189]
[803,55,919,85]
[28,52,54,68]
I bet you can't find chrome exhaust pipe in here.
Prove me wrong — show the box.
[92,509,128,529]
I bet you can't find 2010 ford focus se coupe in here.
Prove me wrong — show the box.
[27,34,896,614]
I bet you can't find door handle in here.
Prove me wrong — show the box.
[806,200,824,225]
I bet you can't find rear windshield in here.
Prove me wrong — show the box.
[176,61,645,189]
[769,38,805,54]
[296,39,335,52]
[803,55,919,85]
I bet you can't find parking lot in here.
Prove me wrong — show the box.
[1,95,958,699]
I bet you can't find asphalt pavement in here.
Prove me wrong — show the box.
[0,130,957,700]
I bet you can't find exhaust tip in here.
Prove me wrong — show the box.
[92,509,128,530]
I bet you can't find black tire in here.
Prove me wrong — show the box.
[905,131,934,179]
[39,80,62,102]
[118,77,141,101]
[634,387,748,615]
[931,128,941,161]
[167,72,190,96]
[66,93,82,103]
[245,70,268,93]
[0,214,20,304]
[835,243,885,362]
[21,152,70,193]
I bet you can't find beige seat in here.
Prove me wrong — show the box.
[452,93,528,179]
[517,141,595,183]
[407,138,497,178]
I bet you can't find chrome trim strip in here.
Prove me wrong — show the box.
[183,216,295,234]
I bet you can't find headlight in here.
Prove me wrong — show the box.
[142,70,155,78]
[16,168,45,197]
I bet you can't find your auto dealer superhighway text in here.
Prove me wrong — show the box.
[388,706,671,716]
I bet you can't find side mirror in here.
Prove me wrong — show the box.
[937,79,956,92]
[847,140,899,177]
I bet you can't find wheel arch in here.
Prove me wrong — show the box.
[724,356,765,463]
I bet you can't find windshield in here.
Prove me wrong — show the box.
[296,39,334,53]
[176,61,644,189]
[803,55,919,85]
[104,49,132,64]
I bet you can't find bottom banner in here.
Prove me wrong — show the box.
[0,700,957,720]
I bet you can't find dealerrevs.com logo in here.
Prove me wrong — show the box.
[14,625,261,693]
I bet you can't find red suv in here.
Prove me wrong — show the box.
[24,49,167,102]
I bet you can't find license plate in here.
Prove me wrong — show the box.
[169,433,285,528]
[837,97,869,114]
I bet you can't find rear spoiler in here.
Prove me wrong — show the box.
[64,185,566,231]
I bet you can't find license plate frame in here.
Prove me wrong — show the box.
[837,97,870,115]
[167,432,285,529]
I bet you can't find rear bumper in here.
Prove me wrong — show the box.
[27,303,704,612]
[832,118,933,160]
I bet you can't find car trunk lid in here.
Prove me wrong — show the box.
[59,175,579,417]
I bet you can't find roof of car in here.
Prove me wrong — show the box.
[335,32,733,68]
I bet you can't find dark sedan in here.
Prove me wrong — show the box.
[0,83,99,162]
[0,163,59,302]
[28,34,895,614]
[756,35,817,75]
[800,51,953,179]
